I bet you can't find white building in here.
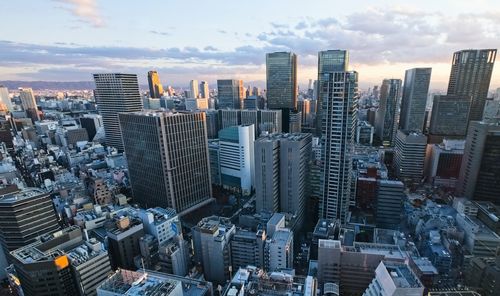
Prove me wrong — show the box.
[219,124,255,196]
[363,261,424,296]
[265,228,293,271]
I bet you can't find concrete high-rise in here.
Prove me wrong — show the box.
[447,49,497,122]
[200,81,209,99]
[0,86,13,112]
[394,130,427,180]
[317,50,358,223]
[457,121,500,203]
[428,95,471,142]
[399,68,432,132]
[375,79,401,146]
[147,70,164,99]
[192,216,235,284]
[93,73,143,151]
[190,79,199,98]
[0,188,60,257]
[254,133,312,228]
[217,79,244,109]
[266,52,297,133]
[119,111,213,215]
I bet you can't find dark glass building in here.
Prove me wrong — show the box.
[447,49,497,122]
[93,73,143,151]
[119,111,213,214]
[375,79,402,146]
[399,68,432,132]
[457,121,500,203]
[217,79,244,109]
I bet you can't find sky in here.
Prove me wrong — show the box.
[1,0,500,91]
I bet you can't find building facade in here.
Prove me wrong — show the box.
[119,111,212,214]
[447,49,497,122]
[317,50,358,223]
[399,68,432,132]
[93,73,143,151]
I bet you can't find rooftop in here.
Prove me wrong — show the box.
[385,263,422,288]
[98,269,211,296]
[0,188,46,204]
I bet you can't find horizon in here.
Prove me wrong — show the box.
[0,0,499,90]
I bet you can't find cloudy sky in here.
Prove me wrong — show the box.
[1,0,500,90]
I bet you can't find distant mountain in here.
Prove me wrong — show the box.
[0,81,95,90]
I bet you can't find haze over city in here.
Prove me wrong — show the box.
[1,0,500,90]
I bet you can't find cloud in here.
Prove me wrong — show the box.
[55,0,104,28]
[150,30,170,36]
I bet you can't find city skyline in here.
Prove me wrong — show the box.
[0,1,499,90]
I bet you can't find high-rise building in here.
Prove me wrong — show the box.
[375,180,404,229]
[200,81,209,99]
[457,121,500,203]
[190,79,199,98]
[218,125,255,195]
[147,70,164,99]
[375,79,401,146]
[399,68,432,132]
[254,133,312,227]
[394,130,427,180]
[217,109,282,137]
[19,87,40,121]
[93,73,143,151]
[447,49,497,122]
[428,95,471,142]
[19,87,37,111]
[317,50,358,223]
[119,111,212,214]
[192,216,235,284]
[266,52,297,110]
[0,188,60,257]
[266,52,297,133]
[483,98,500,123]
[79,114,103,141]
[0,86,13,111]
[217,79,244,109]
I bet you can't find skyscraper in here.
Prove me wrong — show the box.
[190,79,199,98]
[254,133,312,228]
[457,121,500,203]
[399,68,432,132]
[0,188,60,257]
[375,79,401,146]
[0,86,13,111]
[317,50,358,223]
[266,52,298,132]
[119,111,212,214]
[93,73,143,151]
[147,70,164,99]
[217,79,244,109]
[200,81,210,99]
[266,52,297,109]
[19,87,40,121]
[428,95,471,142]
[394,130,427,180]
[447,49,497,122]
